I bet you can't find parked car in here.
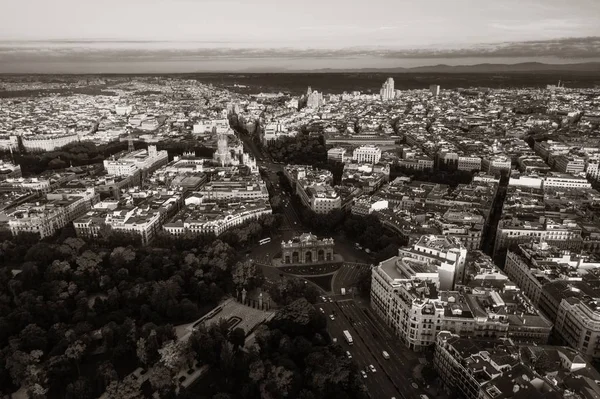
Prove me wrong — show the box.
[360,370,367,379]
[369,364,376,373]
[329,314,335,320]
[346,351,352,359]
[382,351,390,359]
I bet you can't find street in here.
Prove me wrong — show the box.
[332,263,371,294]
[317,297,427,399]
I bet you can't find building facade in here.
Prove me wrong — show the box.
[352,145,382,164]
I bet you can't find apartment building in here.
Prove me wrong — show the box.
[504,242,600,360]
[482,155,512,175]
[74,192,182,245]
[371,237,552,352]
[553,154,586,174]
[163,198,272,237]
[457,156,482,172]
[197,174,268,201]
[434,333,600,399]
[542,173,592,189]
[7,188,97,238]
[284,165,340,214]
[0,161,22,180]
[397,157,434,171]
[22,133,80,153]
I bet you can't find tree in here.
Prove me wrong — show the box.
[261,365,295,399]
[136,337,149,366]
[95,360,118,393]
[65,340,87,376]
[356,268,372,297]
[232,260,262,290]
[65,377,94,399]
[148,364,174,392]
[229,327,246,349]
[158,340,186,372]
[105,375,143,399]
[6,350,33,386]
[18,324,48,352]
[110,247,137,269]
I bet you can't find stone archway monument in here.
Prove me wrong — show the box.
[280,232,335,265]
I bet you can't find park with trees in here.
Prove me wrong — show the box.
[0,210,327,398]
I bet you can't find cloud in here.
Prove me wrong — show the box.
[0,36,599,62]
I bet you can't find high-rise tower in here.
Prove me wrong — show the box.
[380,78,395,101]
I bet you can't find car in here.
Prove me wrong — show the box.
[320,296,326,302]
[346,351,352,359]
[412,382,419,389]
[360,370,367,379]
[369,364,376,373]
[419,395,429,399]
[328,297,333,303]
[382,351,390,359]
[329,314,335,320]
[319,307,325,314]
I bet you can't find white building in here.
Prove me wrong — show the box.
[262,123,297,145]
[104,145,168,177]
[553,155,586,174]
[457,156,482,172]
[115,105,134,116]
[380,78,395,101]
[22,133,80,153]
[193,119,230,135]
[543,173,592,189]
[482,155,512,175]
[352,145,382,164]
[0,135,19,151]
[586,160,600,181]
[327,147,347,162]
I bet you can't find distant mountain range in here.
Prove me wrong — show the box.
[264,62,600,74]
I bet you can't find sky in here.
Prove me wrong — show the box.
[2,0,600,48]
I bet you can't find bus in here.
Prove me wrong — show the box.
[343,330,353,345]
[259,238,271,245]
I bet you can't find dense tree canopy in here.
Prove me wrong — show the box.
[187,299,368,399]
[267,133,326,165]
[0,229,247,398]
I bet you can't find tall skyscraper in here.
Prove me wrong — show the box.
[306,90,323,109]
[380,78,395,101]
[430,84,441,97]
[214,132,232,166]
